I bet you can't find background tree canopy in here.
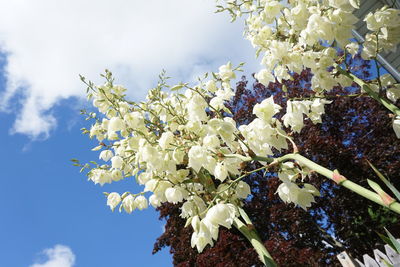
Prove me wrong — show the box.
[153,54,400,266]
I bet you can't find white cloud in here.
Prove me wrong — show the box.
[30,245,75,267]
[0,0,257,139]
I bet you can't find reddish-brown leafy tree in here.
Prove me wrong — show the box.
[153,55,400,266]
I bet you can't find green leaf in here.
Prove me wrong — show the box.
[91,145,103,151]
[377,232,394,248]
[385,228,400,253]
[367,179,384,195]
[70,159,79,163]
[367,160,400,202]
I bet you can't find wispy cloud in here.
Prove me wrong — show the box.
[0,0,256,139]
[30,245,75,267]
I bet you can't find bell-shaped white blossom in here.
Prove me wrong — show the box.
[165,187,188,204]
[89,169,112,186]
[159,131,174,150]
[205,80,218,93]
[99,150,113,162]
[122,195,136,214]
[111,156,123,169]
[214,162,228,182]
[134,196,148,210]
[235,181,251,199]
[107,192,121,211]
[149,194,162,208]
[111,169,123,181]
[205,203,237,229]
[108,117,125,132]
[255,69,274,86]
[253,96,281,123]
[188,146,210,173]
[218,62,235,82]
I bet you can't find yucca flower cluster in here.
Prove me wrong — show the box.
[76,0,400,265]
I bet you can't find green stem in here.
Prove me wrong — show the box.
[233,217,277,267]
[254,153,400,215]
[337,67,400,116]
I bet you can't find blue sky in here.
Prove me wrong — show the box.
[0,1,258,266]
[0,97,172,266]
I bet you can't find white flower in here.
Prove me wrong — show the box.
[253,96,281,123]
[99,150,113,162]
[218,62,236,82]
[111,169,123,181]
[111,156,123,169]
[205,203,237,229]
[255,69,274,86]
[107,192,121,211]
[159,131,174,150]
[214,162,228,182]
[124,112,144,129]
[282,100,310,132]
[134,196,148,210]
[387,86,400,103]
[235,181,251,199]
[149,194,162,208]
[89,169,112,186]
[190,217,218,253]
[187,94,208,122]
[181,201,196,218]
[137,172,151,185]
[205,80,218,93]
[263,1,283,23]
[203,135,220,150]
[188,146,209,172]
[180,196,206,218]
[172,148,184,164]
[108,117,125,132]
[165,187,187,204]
[345,42,359,57]
[276,181,320,210]
[122,195,136,214]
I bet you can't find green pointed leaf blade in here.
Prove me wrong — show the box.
[367,160,400,201]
